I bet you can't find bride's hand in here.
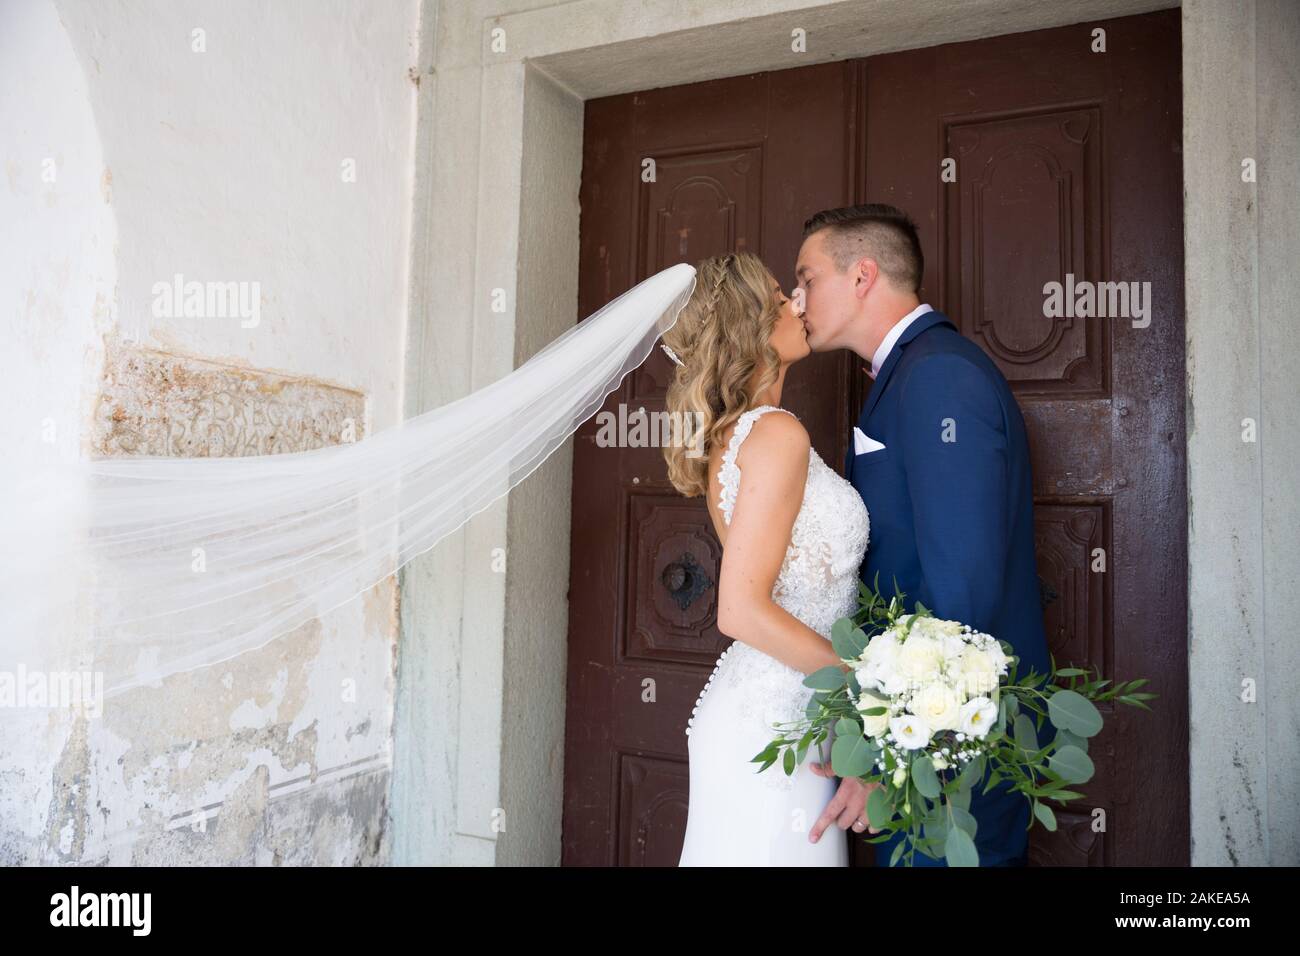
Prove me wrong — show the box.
[806,766,883,842]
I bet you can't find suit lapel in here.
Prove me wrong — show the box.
[859,309,956,423]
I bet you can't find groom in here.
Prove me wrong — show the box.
[795,204,1051,867]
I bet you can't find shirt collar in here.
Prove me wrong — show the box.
[871,303,934,378]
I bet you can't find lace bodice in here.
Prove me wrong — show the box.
[686,405,870,771]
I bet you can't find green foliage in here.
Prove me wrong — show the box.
[1048,689,1103,737]
[742,577,1156,866]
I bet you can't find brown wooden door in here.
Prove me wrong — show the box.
[563,8,1186,867]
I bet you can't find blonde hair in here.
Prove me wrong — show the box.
[661,251,781,498]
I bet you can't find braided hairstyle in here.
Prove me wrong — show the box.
[661,251,782,498]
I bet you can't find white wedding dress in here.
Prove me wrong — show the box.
[678,405,870,866]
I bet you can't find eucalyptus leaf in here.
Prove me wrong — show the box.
[944,825,979,867]
[914,840,942,861]
[1014,713,1039,753]
[832,617,869,659]
[1033,800,1058,831]
[831,730,874,778]
[949,804,978,838]
[804,665,847,692]
[924,818,949,847]
[1048,689,1103,737]
[911,756,941,799]
[866,785,892,828]
[1048,744,1095,784]
[1055,729,1088,753]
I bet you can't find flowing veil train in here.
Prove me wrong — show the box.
[0,264,697,699]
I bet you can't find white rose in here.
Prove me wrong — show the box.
[927,618,966,638]
[889,712,933,750]
[864,628,902,665]
[939,632,969,665]
[954,645,1000,698]
[854,630,901,692]
[896,634,944,689]
[855,689,892,737]
[959,697,998,739]
[912,681,962,732]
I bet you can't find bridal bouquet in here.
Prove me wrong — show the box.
[751,579,1157,866]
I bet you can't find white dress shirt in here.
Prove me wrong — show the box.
[870,303,934,377]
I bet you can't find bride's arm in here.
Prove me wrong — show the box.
[715,413,848,677]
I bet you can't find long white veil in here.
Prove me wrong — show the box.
[1,263,697,699]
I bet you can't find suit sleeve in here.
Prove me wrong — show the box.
[896,353,1011,631]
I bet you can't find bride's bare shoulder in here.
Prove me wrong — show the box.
[704,409,808,536]
[734,408,810,465]
[709,408,807,477]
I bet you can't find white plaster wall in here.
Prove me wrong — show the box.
[0,0,117,864]
[1,0,420,863]
[1184,0,1300,866]
[1255,0,1300,869]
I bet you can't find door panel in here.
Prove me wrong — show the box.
[863,9,1186,865]
[564,62,858,866]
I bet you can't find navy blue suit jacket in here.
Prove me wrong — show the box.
[845,309,1052,867]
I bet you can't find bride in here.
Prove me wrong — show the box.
[660,252,876,866]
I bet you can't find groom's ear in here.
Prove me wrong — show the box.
[854,258,880,299]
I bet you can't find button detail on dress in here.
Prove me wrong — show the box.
[685,646,733,736]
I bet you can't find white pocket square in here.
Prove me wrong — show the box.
[853,426,886,455]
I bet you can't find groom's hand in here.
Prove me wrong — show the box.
[806,765,883,842]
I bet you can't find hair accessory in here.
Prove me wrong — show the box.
[660,342,685,367]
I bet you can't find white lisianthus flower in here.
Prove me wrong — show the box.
[892,766,908,788]
[912,680,962,732]
[959,697,998,739]
[889,712,933,750]
[855,689,892,737]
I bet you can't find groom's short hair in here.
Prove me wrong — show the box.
[802,204,923,293]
